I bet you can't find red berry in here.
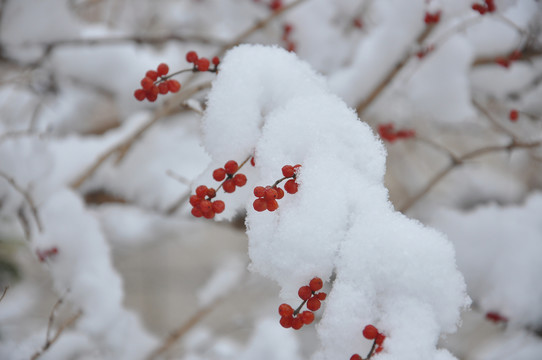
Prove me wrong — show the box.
[212,200,225,214]
[509,50,522,61]
[350,355,362,360]
[280,315,294,328]
[189,195,202,206]
[362,325,378,340]
[284,179,298,194]
[254,186,266,198]
[146,92,157,102]
[167,79,181,93]
[282,165,295,177]
[250,157,256,166]
[186,51,198,63]
[495,57,510,68]
[197,58,210,72]
[146,70,158,81]
[199,200,212,213]
[222,179,236,193]
[212,56,220,66]
[276,187,285,199]
[316,292,327,301]
[298,285,312,300]
[485,0,496,12]
[157,63,169,76]
[509,109,519,122]
[291,316,304,330]
[300,311,314,325]
[278,303,294,317]
[375,333,386,346]
[206,188,216,198]
[269,0,282,10]
[353,18,363,29]
[149,85,159,96]
[253,198,267,212]
[202,210,215,219]
[213,168,226,181]
[195,185,208,198]
[309,277,323,292]
[264,188,278,200]
[307,297,321,311]
[472,4,487,14]
[191,207,203,217]
[141,77,154,90]
[233,173,247,187]
[375,346,383,354]
[266,199,279,211]
[224,160,238,175]
[134,89,146,101]
[158,82,169,94]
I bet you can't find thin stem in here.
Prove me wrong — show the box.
[365,338,378,359]
[0,286,8,302]
[30,310,82,360]
[0,170,42,233]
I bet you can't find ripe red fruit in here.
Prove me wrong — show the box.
[291,316,304,330]
[222,179,236,193]
[212,200,225,214]
[284,179,298,194]
[276,187,285,199]
[253,198,267,212]
[189,195,201,206]
[350,355,362,360]
[224,160,239,175]
[279,303,294,317]
[157,63,169,76]
[362,324,378,340]
[375,346,383,354]
[213,168,226,181]
[298,285,312,300]
[202,210,215,219]
[146,70,158,81]
[250,157,256,166]
[134,89,146,101]
[167,79,181,93]
[300,311,314,325]
[199,200,212,213]
[146,92,158,102]
[254,186,266,198]
[233,173,247,186]
[264,188,278,200]
[191,207,203,217]
[212,56,220,66]
[509,50,522,61]
[186,51,198,63]
[195,185,208,198]
[307,297,321,311]
[266,199,279,211]
[472,3,487,14]
[375,333,386,346]
[206,188,216,198]
[197,58,210,72]
[269,0,282,10]
[141,77,154,90]
[280,315,293,328]
[495,57,510,68]
[158,82,169,94]
[316,292,327,300]
[282,165,295,177]
[509,109,519,122]
[309,277,323,292]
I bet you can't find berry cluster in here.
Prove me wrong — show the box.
[424,11,441,24]
[36,247,59,262]
[278,277,327,330]
[190,159,249,219]
[509,109,519,122]
[253,164,300,212]
[472,0,496,15]
[377,123,416,143]
[134,63,181,102]
[495,50,521,69]
[350,325,386,359]
[186,51,220,72]
[282,23,296,52]
[189,185,225,219]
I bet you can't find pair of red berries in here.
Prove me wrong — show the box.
[253,165,300,212]
[186,51,219,72]
[495,50,521,69]
[134,63,181,102]
[189,185,225,219]
[472,0,496,14]
[278,277,327,330]
[350,325,386,359]
[424,11,441,24]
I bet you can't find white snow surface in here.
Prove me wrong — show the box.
[202,44,469,360]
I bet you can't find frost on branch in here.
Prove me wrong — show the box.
[202,45,469,359]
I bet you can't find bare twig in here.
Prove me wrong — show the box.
[0,170,42,232]
[399,140,542,212]
[145,298,223,360]
[0,286,8,302]
[472,99,518,140]
[30,310,82,360]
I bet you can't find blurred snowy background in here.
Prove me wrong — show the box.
[0,0,541,359]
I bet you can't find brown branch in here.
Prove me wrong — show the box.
[399,140,542,212]
[472,48,542,67]
[30,310,82,360]
[0,170,43,233]
[0,286,8,302]
[145,298,222,360]
[472,99,518,140]
[355,24,435,116]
